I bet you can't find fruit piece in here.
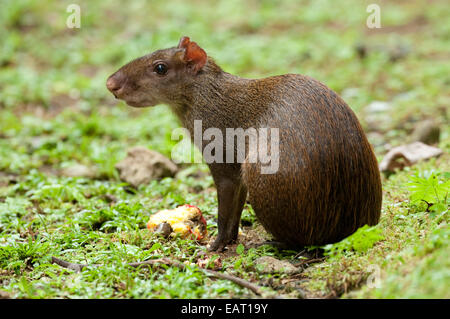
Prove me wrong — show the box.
[147,204,207,240]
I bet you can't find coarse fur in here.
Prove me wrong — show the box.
[107,37,382,250]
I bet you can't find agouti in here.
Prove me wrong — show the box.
[107,36,382,251]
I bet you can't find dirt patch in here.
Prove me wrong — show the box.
[323,270,368,298]
[49,93,80,110]
[37,164,59,177]
[0,172,19,187]
[240,225,271,248]
[10,101,76,120]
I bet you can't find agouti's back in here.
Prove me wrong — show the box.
[242,74,382,246]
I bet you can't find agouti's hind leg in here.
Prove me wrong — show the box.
[208,177,247,252]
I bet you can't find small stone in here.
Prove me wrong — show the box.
[115,146,178,187]
[410,119,440,145]
[341,88,360,100]
[61,164,96,178]
[366,101,391,113]
[254,256,299,275]
[365,113,392,132]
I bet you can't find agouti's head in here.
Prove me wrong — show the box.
[106,36,208,107]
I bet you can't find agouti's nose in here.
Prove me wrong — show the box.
[106,73,124,96]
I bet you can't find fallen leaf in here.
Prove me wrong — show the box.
[379,142,443,172]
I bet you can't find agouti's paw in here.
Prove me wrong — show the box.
[207,238,231,252]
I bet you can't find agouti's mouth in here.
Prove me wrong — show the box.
[123,98,158,108]
[124,99,147,108]
[121,99,137,107]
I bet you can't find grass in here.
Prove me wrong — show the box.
[0,0,449,298]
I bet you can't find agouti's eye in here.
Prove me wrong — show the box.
[154,63,168,75]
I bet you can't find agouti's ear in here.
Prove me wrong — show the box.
[177,36,207,73]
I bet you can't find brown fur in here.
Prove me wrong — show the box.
[107,37,382,250]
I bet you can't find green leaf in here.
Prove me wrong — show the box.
[236,243,245,255]
[148,242,162,253]
[323,225,384,257]
[407,171,449,207]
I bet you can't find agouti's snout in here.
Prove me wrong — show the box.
[106,72,125,98]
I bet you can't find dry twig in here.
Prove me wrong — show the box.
[51,256,262,296]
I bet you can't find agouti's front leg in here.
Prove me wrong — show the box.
[208,175,247,252]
